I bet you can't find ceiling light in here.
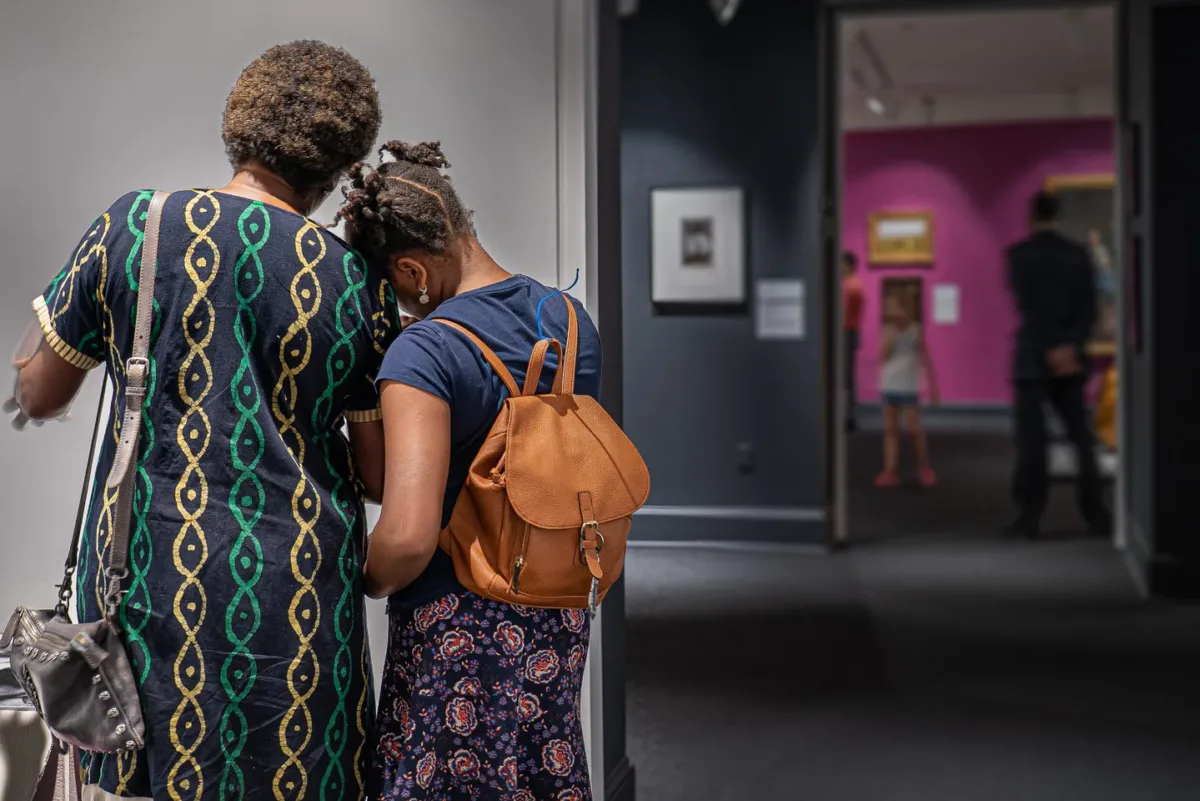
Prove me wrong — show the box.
[709,0,742,26]
[866,96,886,115]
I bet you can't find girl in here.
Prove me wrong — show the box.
[339,141,599,800]
[875,291,939,488]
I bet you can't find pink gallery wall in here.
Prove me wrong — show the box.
[843,118,1115,405]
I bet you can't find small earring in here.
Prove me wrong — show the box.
[418,287,430,305]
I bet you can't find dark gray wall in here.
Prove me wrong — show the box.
[620,0,825,543]
[1119,0,1200,598]
[1144,1,1200,595]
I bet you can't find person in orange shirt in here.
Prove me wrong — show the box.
[843,251,866,431]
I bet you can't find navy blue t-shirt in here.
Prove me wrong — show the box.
[375,274,602,614]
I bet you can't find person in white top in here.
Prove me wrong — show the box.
[876,291,940,488]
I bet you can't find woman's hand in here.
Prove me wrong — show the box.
[348,420,385,504]
[3,389,38,431]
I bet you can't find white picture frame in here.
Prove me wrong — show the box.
[651,186,746,304]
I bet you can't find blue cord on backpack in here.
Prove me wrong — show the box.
[536,267,581,340]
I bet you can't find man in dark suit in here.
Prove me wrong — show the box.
[1006,191,1111,539]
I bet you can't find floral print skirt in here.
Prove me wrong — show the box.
[369,590,593,800]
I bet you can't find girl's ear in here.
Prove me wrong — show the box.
[394,256,430,290]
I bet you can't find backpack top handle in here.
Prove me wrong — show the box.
[522,293,578,396]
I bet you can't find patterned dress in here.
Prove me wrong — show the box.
[370,595,592,800]
[35,190,400,800]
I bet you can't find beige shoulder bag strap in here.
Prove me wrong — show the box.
[102,190,168,616]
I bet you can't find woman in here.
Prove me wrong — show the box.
[338,141,600,800]
[10,41,396,800]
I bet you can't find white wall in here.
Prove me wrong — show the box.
[842,85,1113,130]
[0,0,603,790]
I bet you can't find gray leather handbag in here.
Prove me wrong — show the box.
[0,191,168,754]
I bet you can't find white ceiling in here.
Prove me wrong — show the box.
[841,5,1114,127]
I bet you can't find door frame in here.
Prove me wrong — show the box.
[819,0,1127,553]
[556,0,629,797]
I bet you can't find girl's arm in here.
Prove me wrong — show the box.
[363,380,451,599]
[919,329,939,405]
[880,326,895,360]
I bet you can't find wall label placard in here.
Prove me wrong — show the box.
[755,279,805,340]
[932,283,960,325]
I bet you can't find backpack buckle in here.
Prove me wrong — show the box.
[578,521,604,555]
[579,522,604,616]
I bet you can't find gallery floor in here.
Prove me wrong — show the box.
[623,422,1194,801]
[624,540,1200,801]
[847,412,1115,543]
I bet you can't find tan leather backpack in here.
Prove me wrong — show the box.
[434,294,649,611]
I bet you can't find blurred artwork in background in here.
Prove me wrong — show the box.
[1094,365,1118,450]
[1044,174,1117,356]
[1088,228,1118,345]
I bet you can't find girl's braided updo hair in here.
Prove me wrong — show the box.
[336,140,474,268]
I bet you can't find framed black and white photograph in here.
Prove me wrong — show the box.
[651,186,745,304]
[681,217,715,266]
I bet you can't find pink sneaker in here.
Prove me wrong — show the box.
[874,469,899,488]
[918,466,938,488]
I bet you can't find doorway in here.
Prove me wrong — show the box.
[827,3,1124,546]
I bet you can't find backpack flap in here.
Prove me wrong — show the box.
[503,394,650,531]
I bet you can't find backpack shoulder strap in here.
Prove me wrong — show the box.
[552,293,579,395]
[434,318,521,398]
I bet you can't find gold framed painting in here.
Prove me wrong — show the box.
[1043,173,1115,193]
[867,211,934,266]
[1044,173,1117,357]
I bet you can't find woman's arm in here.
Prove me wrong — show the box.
[13,326,87,422]
[363,380,451,599]
[12,194,136,426]
[344,304,416,506]
[348,420,385,504]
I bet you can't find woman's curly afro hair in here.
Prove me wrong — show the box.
[222,40,381,195]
